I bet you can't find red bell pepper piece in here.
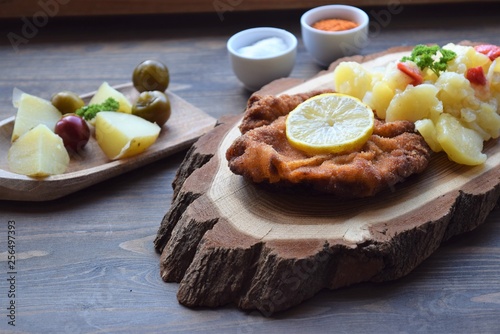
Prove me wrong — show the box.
[397,62,423,86]
[474,44,500,61]
[466,66,487,86]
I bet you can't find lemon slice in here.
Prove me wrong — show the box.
[285,93,375,154]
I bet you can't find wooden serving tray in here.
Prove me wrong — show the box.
[0,84,217,201]
[154,45,500,314]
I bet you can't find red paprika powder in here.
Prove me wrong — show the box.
[312,18,359,32]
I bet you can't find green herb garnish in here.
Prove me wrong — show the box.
[401,44,457,76]
[76,97,119,120]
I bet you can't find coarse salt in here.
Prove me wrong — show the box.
[238,37,288,58]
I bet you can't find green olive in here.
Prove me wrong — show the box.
[132,91,171,127]
[51,91,85,114]
[132,60,170,93]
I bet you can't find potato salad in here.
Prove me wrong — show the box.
[333,43,500,165]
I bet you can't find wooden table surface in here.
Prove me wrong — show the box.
[1,3,500,333]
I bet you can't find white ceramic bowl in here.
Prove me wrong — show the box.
[301,5,369,67]
[227,27,297,91]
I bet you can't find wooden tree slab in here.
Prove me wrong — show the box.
[154,44,500,315]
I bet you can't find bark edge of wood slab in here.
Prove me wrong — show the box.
[154,42,500,315]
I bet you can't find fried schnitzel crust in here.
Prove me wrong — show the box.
[226,92,432,198]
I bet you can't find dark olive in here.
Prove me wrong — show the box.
[54,114,90,154]
[132,60,170,93]
[51,91,85,114]
[132,91,171,127]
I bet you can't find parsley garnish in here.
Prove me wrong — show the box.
[401,44,457,76]
[76,97,119,120]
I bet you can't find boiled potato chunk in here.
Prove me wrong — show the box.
[11,93,62,142]
[414,119,442,152]
[8,124,70,177]
[382,62,413,91]
[487,59,500,107]
[436,113,486,165]
[333,62,373,100]
[385,84,442,122]
[364,81,394,119]
[435,72,475,118]
[95,111,161,160]
[444,43,491,74]
[487,58,500,94]
[474,103,500,140]
[89,82,132,114]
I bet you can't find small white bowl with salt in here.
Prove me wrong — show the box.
[227,27,297,91]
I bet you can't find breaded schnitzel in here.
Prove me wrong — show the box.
[239,90,329,134]
[226,92,432,198]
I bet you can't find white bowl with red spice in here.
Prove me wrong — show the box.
[227,27,297,91]
[301,5,369,67]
